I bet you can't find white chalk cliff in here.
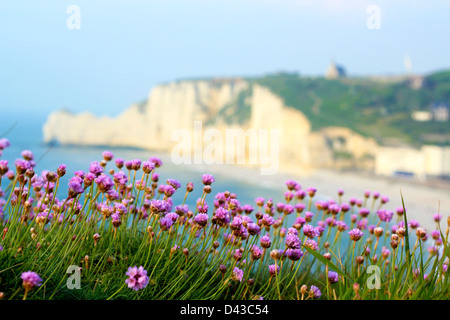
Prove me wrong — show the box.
[43,79,378,175]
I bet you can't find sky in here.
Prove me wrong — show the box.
[0,0,449,117]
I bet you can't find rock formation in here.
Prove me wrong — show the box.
[43,78,378,176]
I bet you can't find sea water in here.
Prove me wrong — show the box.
[0,110,287,210]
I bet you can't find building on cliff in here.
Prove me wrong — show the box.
[325,61,346,79]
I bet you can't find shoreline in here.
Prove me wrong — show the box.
[181,161,449,233]
[4,138,448,233]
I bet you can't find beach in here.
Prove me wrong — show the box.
[186,161,450,233]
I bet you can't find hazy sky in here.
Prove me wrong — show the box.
[0,0,449,117]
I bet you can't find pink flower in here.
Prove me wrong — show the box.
[125,266,149,291]
[202,174,215,185]
[268,264,280,277]
[21,271,42,290]
[348,228,364,241]
[102,151,114,161]
[231,267,244,282]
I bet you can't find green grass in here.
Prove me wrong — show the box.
[0,147,449,301]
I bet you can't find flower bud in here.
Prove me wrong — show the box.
[390,240,399,249]
[374,227,383,237]
[186,182,194,193]
[46,171,57,183]
[396,227,406,238]
[25,168,35,178]
[415,227,427,239]
[269,249,280,260]
[300,285,308,295]
[356,256,365,265]
[353,283,360,294]
[93,233,101,241]
[203,185,211,194]
[57,164,67,177]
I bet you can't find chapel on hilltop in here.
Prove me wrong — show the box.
[325,61,346,79]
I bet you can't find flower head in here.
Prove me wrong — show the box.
[142,161,155,173]
[303,224,317,238]
[251,246,264,260]
[328,271,339,284]
[15,159,31,174]
[307,187,317,197]
[202,174,215,185]
[194,213,209,227]
[359,208,370,218]
[348,228,364,242]
[89,161,104,176]
[309,285,321,299]
[115,158,124,169]
[336,221,348,232]
[68,176,84,198]
[286,248,304,261]
[304,239,319,251]
[159,217,174,231]
[231,267,244,282]
[95,174,114,193]
[260,235,271,249]
[125,266,149,291]
[0,138,10,150]
[409,220,420,229]
[285,234,301,249]
[433,213,442,222]
[261,214,275,227]
[56,164,67,177]
[377,209,393,222]
[21,271,42,291]
[149,156,163,167]
[102,151,114,161]
[0,160,9,175]
[285,180,300,191]
[247,222,261,236]
[130,159,141,171]
[268,264,280,277]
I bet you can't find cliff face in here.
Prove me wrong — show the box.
[43,79,378,175]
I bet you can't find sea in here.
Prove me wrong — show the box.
[0,109,289,211]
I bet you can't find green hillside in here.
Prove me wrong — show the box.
[248,70,450,147]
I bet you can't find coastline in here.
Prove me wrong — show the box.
[4,131,447,233]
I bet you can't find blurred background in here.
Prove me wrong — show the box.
[1,0,449,231]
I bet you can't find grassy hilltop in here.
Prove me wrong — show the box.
[248,70,450,147]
